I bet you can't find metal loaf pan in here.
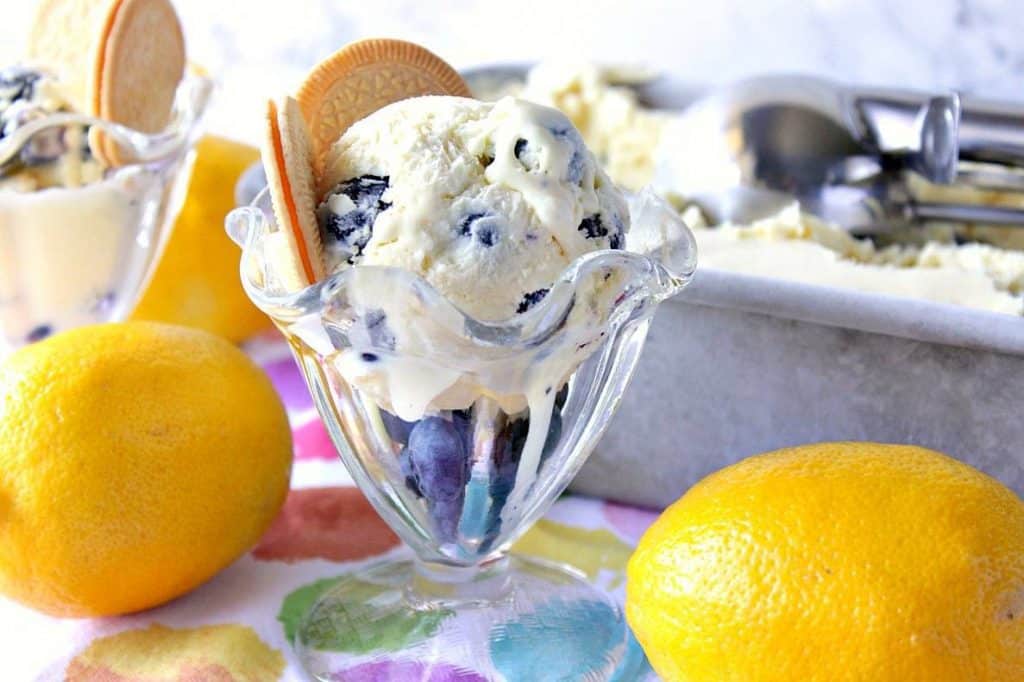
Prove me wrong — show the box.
[571,268,1024,507]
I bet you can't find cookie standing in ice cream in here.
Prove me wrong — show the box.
[0,0,189,347]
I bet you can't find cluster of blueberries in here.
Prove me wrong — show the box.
[316,174,391,263]
[382,385,566,549]
[0,66,75,172]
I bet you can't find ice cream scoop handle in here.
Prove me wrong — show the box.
[906,201,1024,227]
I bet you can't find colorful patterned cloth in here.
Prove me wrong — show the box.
[4,331,661,681]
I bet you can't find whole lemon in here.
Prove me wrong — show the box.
[132,136,272,342]
[0,322,292,617]
[627,443,1024,682]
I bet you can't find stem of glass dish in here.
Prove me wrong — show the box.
[405,553,513,610]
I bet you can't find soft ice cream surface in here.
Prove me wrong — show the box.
[317,96,628,321]
[692,205,1024,315]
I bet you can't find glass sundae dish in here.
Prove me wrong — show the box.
[228,185,694,678]
[0,73,211,350]
[229,38,697,680]
[0,0,209,352]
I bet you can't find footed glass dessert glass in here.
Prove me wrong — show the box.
[227,189,696,681]
[0,75,212,353]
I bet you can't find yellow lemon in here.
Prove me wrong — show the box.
[132,136,271,342]
[627,442,1024,682]
[0,322,292,617]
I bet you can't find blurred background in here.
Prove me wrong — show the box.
[2,0,1022,141]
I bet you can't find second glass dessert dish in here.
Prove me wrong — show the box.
[228,188,696,680]
[0,73,212,352]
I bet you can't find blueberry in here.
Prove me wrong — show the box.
[317,174,391,259]
[398,447,422,497]
[458,212,501,247]
[514,138,540,171]
[481,418,529,541]
[492,418,527,484]
[408,417,468,502]
[382,410,415,445]
[609,214,626,250]
[578,214,608,241]
[578,212,624,250]
[0,67,41,111]
[25,324,52,343]
[0,68,44,146]
[363,309,395,350]
[513,138,528,159]
[323,211,373,259]
[404,411,476,544]
[516,288,549,314]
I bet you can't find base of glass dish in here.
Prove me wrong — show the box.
[295,554,639,681]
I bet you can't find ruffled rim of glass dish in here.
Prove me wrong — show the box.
[0,73,213,174]
[228,187,697,359]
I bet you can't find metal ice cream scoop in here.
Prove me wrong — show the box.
[657,75,1024,232]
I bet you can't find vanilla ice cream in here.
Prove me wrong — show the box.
[316,95,628,321]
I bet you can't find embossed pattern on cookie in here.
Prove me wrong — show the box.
[296,39,470,178]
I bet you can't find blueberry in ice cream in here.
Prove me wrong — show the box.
[0,67,41,105]
[516,287,550,313]
[406,416,471,540]
[315,95,629,321]
[317,174,391,262]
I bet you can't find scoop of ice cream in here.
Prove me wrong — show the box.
[316,95,629,321]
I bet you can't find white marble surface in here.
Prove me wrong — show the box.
[3,0,1022,142]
